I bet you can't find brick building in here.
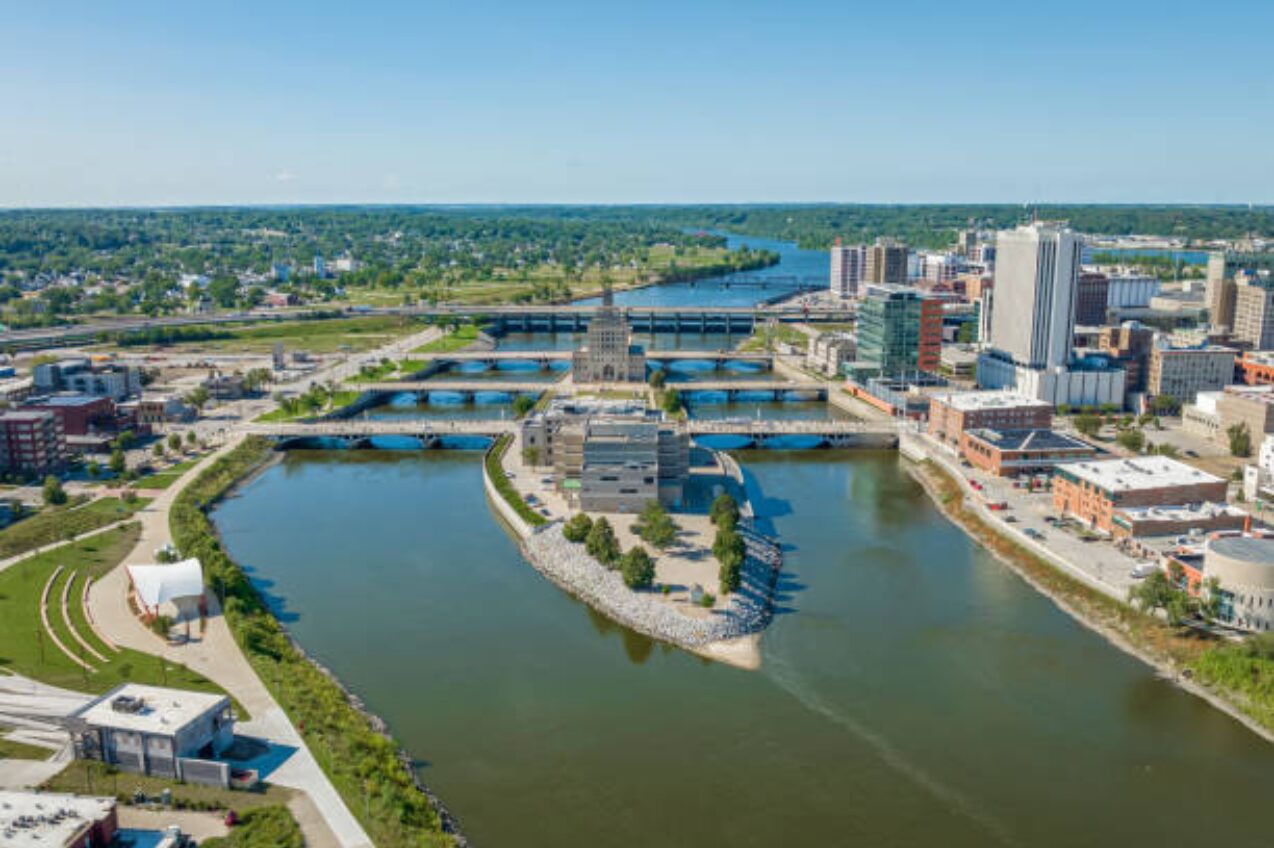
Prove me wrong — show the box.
[959,428,1095,477]
[927,391,1052,446]
[1051,457,1228,533]
[0,410,67,475]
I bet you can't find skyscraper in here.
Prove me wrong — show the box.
[865,239,908,285]
[987,222,1082,370]
[856,284,942,376]
[829,239,907,298]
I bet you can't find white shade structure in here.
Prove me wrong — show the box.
[127,558,205,619]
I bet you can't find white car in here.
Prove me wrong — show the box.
[1130,563,1160,580]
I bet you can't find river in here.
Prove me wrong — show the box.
[212,236,1274,846]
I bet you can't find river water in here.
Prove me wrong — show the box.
[212,236,1274,846]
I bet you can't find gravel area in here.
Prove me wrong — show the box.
[523,523,780,648]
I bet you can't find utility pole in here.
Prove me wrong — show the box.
[35,627,44,665]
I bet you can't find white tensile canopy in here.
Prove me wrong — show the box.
[127,558,204,616]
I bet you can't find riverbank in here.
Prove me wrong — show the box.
[906,456,1274,745]
[180,438,465,848]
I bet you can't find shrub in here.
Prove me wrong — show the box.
[620,546,655,589]
[585,517,621,566]
[563,513,593,543]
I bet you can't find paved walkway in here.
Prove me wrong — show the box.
[86,439,372,848]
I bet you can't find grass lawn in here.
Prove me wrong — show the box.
[105,316,427,355]
[0,525,237,709]
[412,324,480,354]
[0,730,52,761]
[134,457,203,490]
[254,390,363,423]
[0,497,147,560]
[46,760,293,810]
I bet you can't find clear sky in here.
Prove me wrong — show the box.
[2,0,1271,207]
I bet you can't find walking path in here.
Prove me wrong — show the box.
[86,439,371,848]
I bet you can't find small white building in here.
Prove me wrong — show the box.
[65,683,235,786]
[126,558,205,623]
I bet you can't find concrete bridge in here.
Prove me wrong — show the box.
[411,304,855,333]
[357,380,552,397]
[245,416,897,450]
[412,350,773,364]
[674,380,828,399]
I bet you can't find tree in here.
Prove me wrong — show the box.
[168,433,182,452]
[152,443,165,458]
[1073,413,1102,437]
[1099,403,1120,416]
[620,546,656,589]
[42,475,67,506]
[563,512,593,543]
[713,526,746,566]
[512,394,536,418]
[1151,394,1178,415]
[1116,428,1145,453]
[1056,403,1071,416]
[184,385,211,415]
[634,500,678,550]
[660,389,682,416]
[186,431,198,447]
[109,448,126,476]
[718,550,743,595]
[86,460,101,479]
[1228,422,1252,457]
[710,493,740,530]
[585,516,621,566]
[649,369,667,390]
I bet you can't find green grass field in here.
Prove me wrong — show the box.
[104,316,427,355]
[47,760,293,810]
[0,497,146,560]
[0,525,236,708]
[134,457,202,490]
[0,730,52,761]
[412,324,480,354]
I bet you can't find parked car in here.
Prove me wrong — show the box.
[1024,528,1045,540]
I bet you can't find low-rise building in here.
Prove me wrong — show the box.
[1051,457,1228,534]
[520,398,688,512]
[137,394,194,425]
[1214,385,1274,446]
[1110,502,1246,539]
[0,410,66,475]
[0,791,117,848]
[959,428,1095,477]
[1146,343,1237,406]
[845,374,947,420]
[65,683,235,787]
[1169,533,1274,632]
[25,394,117,437]
[805,333,854,377]
[1236,350,1274,387]
[927,390,1052,446]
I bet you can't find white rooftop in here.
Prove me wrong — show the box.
[126,558,204,609]
[72,683,228,735]
[0,791,114,848]
[1062,457,1223,493]
[935,390,1050,412]
[1115,502,1245,522]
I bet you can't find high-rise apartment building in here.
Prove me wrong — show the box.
[1233,281,1274,351]
[865,240,909,285]
[829,243,866,298]
[0,410,67,475]
[856,285,941,376]
[987,223,1082,370]
[1075,272,1110,326]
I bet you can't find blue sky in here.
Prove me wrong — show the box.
[1,0,1271,206]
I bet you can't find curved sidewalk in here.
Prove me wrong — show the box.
[87,438,372,848]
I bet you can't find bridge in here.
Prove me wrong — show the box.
[356,380,553,397]
[410,350,773,363]
[245,416,897,449]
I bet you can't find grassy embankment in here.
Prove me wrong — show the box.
[106,316,428,355]
[133,457,203,491]
[0,524,232,699]
[343,244,769,307]
[201,805,304,848]
[412,323,481,354]
[171,438,455,848]
[916,459,1274,732]
[738,323,810,353]
[486,434,547,527]
[254,390,363,424]
[0,729,52,760]
[0,497,146,559]
[47,760,292,812]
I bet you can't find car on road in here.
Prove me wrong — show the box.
[1024,528,1046,540]
[1131,562,1160,579]
[1004,516,1018,524]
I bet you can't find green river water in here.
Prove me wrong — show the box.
[212,449,1274,847]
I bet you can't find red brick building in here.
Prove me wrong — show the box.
[26,394,116,436]
[1051,457,1228,534]
[927,391,1053,446]
[0,410,67,475]
[959,428,1095,477]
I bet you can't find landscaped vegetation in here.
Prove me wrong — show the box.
[0,524,229,700]
[710,494,744,595]
[257,385,362,422]
[413,323,481,354]
[134,457,203,490]
[46,759,293,811]
[0,497,145,560]
[201,805,305,848]
[485,434,547,527]
[171,438,456,847]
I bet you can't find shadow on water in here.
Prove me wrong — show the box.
[236,561,302,624]
[584,606,664,666]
